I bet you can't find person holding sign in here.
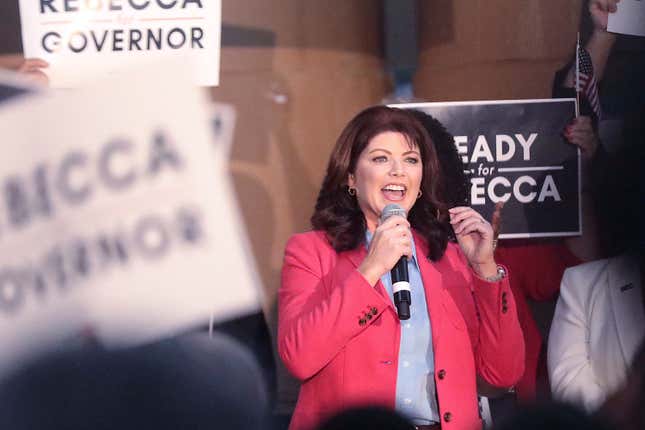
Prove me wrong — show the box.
[0,57,49,86]
[408,110,583,424]
[547,86,645,414]
[278,106,524,430]
[16,58,49,86]
[556,0,619,116]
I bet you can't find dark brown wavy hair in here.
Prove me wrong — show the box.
[311,106,454,261]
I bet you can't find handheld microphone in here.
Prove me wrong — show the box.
[380,204,411,320]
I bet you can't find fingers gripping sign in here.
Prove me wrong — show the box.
[564,116,599,159]
[17,58,50,86]
[589,0,620,31]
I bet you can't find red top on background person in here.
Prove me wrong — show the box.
[278,106,524,430]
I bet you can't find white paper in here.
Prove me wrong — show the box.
[607,0,645,37]
[0,61,261,374]
[18,0,221,87]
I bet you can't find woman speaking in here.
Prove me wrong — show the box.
[278,106,524,430]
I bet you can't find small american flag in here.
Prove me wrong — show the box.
[576,43,602,119]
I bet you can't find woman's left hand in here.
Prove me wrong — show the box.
[449,206,497,277]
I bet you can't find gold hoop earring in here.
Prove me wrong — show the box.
[348,187,356,196]
[417,190,422,199]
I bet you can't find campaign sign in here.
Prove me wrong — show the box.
[0,61,261,375]
[18,0,221,87]
[395,100,579,238]
[607,0,645,37]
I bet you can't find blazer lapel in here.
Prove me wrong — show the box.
[607,254,645,367]
[342,245,395,312]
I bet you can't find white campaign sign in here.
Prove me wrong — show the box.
[607,0,645,37]
[0,62,260,375]
[18,0,221,87]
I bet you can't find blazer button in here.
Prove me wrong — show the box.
[437,369,446,380]
[502,306,508,314]
[371,307,378,315]
[359,318,366,326]
[502,292,507,299]
[366,313,372,320]
[443,412,452,422]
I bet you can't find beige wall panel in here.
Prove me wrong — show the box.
[415,60,569,101]
[212,3,386,411]
[416,0,583,100]
[212,48,386,314]
[222,0,380,72]
[222,0,304,50]
[212,0,386,316]
[419,0,582,65]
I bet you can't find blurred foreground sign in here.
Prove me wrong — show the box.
[0,71,36,104]
[0,63,260,373]
[19,0,221,87]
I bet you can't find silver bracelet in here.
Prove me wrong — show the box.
[484,265,507,282]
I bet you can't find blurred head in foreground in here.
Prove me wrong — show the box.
[493,401,610,430]
[0,333,268,430]
[316,406,415,430]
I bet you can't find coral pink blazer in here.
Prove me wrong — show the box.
[278,230,525,430]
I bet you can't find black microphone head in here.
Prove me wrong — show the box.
[380,204,407,222]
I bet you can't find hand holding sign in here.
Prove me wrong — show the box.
[395,100,580,238]
[0,60,260,376]
[590,0,620,32]
[17,58,49,86]
[607,0,645,37]
[564,116,599,159]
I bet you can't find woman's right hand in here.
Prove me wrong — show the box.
[357,215,412,286]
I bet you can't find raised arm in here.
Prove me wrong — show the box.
[563,115,604,261]
[563,0,619,88]
[470,267,525,388]
[449,205,525,387]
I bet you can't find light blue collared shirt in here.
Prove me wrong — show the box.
[365,231,439,425]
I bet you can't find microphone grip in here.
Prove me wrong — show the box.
[390,258,409,283]
[392,256,411,320]
[394,290,411,320]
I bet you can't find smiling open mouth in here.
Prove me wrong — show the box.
[382,184,406,201]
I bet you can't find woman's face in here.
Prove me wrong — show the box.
[348,131,423,231]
